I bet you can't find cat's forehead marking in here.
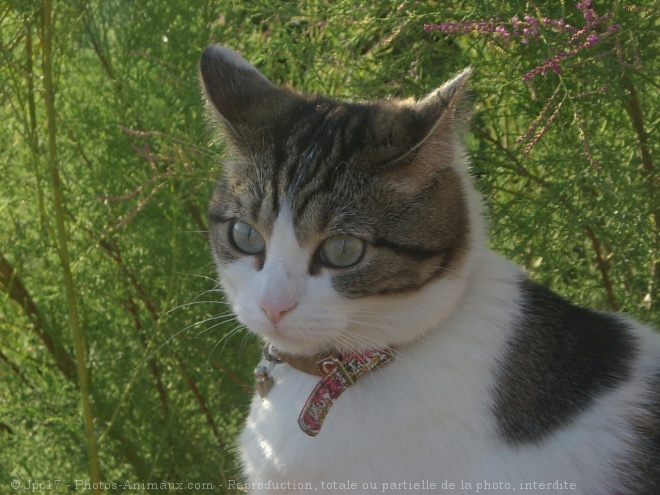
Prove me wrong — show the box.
[264,100,373,242]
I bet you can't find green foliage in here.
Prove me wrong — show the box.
[0,0,657,493]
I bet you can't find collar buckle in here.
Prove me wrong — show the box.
[316,355,354,384]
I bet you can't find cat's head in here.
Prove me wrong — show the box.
[200,46,485,356]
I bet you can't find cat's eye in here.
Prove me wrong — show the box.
[320,235,365,268]
[229,221,265,255]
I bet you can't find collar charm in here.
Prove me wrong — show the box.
[254,345,394,436]
[253,348,281,398]
[253,365,275,398]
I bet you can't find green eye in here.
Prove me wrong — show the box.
[230,221,265,255]
[320,235,365,268]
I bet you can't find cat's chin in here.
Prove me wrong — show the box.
[259,334,333,356]
[249,325,339,356]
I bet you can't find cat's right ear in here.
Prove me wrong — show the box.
[199,45,279,127]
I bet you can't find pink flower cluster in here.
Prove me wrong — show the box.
[424,0,620,82]
[425,14,568,45]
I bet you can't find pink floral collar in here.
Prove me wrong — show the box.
[254,345,395,436]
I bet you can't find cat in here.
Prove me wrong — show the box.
[199,45,660,494]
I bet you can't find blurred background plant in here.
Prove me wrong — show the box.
[0,0,656,493]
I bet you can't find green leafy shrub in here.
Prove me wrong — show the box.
[1,0,656,493]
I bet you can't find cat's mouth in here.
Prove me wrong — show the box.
[232,301,346,355]
[251,321,340,356]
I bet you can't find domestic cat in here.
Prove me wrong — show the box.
[200,45,660,494]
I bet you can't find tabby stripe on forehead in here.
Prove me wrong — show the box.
[250,194,264,224]
[270,170,280,218]
[292,118,370,224]
[289,142,322,198]
[279,100,372,195]
[294,162,349,223]
[265,104,309,212]
[285,109,334,193]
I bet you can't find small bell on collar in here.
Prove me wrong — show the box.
[254,344,282,398]
[254,365,274,399]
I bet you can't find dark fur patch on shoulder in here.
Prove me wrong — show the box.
[493,278,636,445]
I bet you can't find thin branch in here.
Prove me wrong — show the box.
[623,76,657,311]
[0,252,76,381]
[0,349,32,386]
[55,109,94,170]
[584,226,618,311]
[186,199,209,241]
[25,22,51,236]
[128,297,170,419]
[208,358,252,393]
[177,358,226,449]
[41,1,101,490]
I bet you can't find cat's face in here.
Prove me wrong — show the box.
[201,46,478,355]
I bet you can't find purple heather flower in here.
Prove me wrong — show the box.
[583,9,596,22]
[496,25,510,38]
[425,0,619,83]
[586,34,600,44]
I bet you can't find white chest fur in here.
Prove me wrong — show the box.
[237,252,635,494]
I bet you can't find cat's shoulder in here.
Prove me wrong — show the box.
[491,275,660,492]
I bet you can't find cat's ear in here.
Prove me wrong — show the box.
[412,67,472,153]
[199,46,286,129]
[418,67,472,119]
[382,68,472,191]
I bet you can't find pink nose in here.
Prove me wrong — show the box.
[260,300,296,324]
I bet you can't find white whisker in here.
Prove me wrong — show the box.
[194,314,241,338]
[206,322,248,362]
